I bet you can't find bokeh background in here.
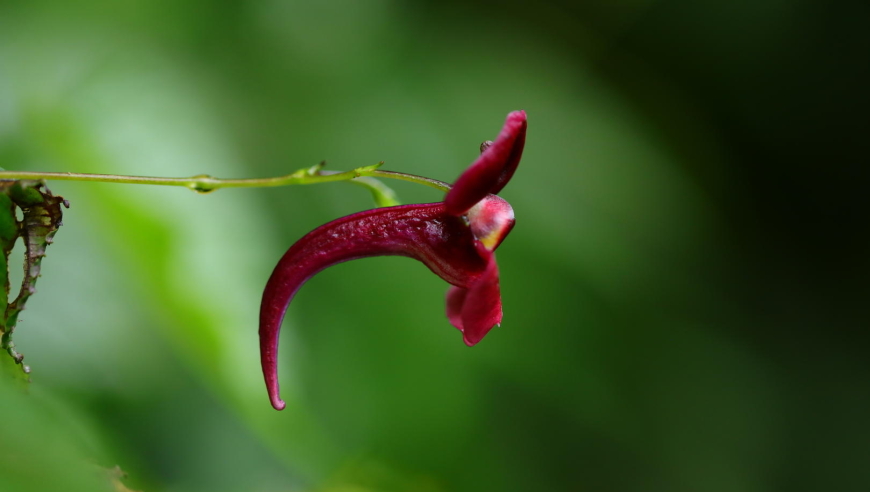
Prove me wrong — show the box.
[1,0,867,491]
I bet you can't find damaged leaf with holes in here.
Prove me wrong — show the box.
[0,180,67,374]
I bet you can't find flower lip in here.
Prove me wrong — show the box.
[445,255,502,346]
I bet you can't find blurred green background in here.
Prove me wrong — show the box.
[1,0,867,491]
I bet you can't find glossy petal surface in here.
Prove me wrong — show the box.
[444,110,527,215]
[444,254,502,346]
[260,203,489,410]
[466,195,516,251]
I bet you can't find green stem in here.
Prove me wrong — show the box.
[0,166,451,194]
[361,170,450,192]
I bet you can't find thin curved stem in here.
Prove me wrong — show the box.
[363,170,450,192]
[0,165,452,194]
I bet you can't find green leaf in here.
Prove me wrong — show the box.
[0,192,17,310]
[0,180,66,374]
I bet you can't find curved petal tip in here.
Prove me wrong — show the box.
[271,396,286,411]
[445,111,527,216]
[263,353,286,410]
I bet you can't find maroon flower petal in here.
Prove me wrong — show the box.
[444,254,503,346]
[444,110,527,216]
[445,285,467,332]
[466,195,516,252]
[260,203,489,410]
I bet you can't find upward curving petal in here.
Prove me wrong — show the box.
[444,110,527,216]
[260,203,489,410]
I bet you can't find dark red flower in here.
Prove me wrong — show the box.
[260,111,527,410]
